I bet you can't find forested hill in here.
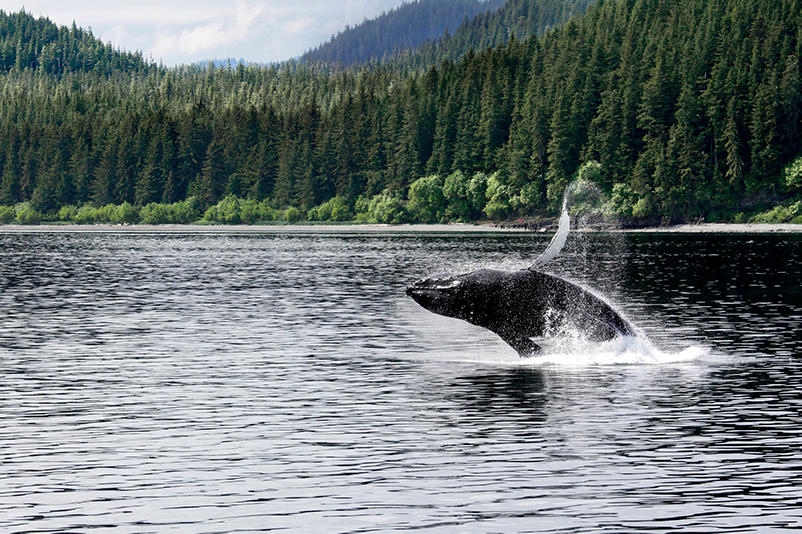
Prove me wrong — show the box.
[0,9,154,76]
[301,0,506,65]
[302,0,595,68]
[1,0,801,226]
[388,0,595,69]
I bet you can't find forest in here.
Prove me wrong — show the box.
[0,0,801,226]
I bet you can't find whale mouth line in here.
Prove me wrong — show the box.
[406,278,462,296]
[405,287,447,301]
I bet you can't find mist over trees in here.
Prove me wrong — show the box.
[302,0,508,65]
[380,0,597,69]
[1,0,801,225]
[302,0,597,70]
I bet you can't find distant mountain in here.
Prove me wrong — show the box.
[398,0,596,68]
[302,0,507,65]
[302,0,596,68]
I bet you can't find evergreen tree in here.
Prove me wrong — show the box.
[195,138,226,209]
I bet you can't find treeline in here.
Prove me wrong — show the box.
[0,9,155,77]
[1,0,802,226]
[0,168,557,225]
[302,0,506,65]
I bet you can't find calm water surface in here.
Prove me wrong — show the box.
[1,228,801,533]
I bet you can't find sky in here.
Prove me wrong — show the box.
[6,0,406,66]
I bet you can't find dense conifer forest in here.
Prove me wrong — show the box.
[0,0,801,225]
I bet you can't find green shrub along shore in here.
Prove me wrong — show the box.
[2,162,801,226]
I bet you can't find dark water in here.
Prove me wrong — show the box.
[1,228,800,533]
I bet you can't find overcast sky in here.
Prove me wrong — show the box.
[8,0,406,66]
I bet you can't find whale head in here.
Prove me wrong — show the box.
[406,269,499,325]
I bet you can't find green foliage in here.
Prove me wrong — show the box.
[0,9,154,77]
[354,190,409,224]
[0,204,15,223]
[606,183,639,219]
[509,182,542,213]
[65,204,103,223]
[73,205,100,224]
[94,204,119,223]
[631,197,655,219]
[239,199,265,224]
[442,170,488,221]
[307,196,352,222]
[140,198,200,224]
[784,156,802,191]
[442,170,470,221]
[407,174,446,223]
[56,202,139,224]
[203,195,242,224]
[14,202,42,224]
[307,0,595,70]
[483,172,513,219]
[750,201,802,224]
[283,207,303,223]
[47,199,200,224]
[114,202,141,224]
[565,177,607,218]
[202,196,274,224]
[576,161,603,185]
[58,205,78,221]
[732,212,751,224]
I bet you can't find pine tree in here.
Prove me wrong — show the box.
[195,138,226,209]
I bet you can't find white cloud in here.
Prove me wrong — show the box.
[150,2,263,58]
[9,0,405,65]
[105,25,129,46]
[285,17,317,36]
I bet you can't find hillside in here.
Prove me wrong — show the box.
[390,0,596,68]
[0,9,154,76]
[302,0,506,65]
[0,0,800,226]
[302,0,596,68]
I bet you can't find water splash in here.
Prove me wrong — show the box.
[521,336,709,366]
[530,179,618,270]
[563,178,618,229]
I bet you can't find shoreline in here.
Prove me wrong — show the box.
[621,222,802,233]
[1,222,801,233]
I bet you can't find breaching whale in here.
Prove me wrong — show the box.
[406,203,636,357]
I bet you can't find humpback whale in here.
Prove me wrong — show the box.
[406,202,636,357]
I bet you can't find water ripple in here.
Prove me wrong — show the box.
[1,230,800,532]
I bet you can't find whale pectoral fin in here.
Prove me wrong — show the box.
[497,331,542,358]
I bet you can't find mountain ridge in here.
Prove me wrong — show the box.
[302,0,596,69]
[302,0,507,65]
